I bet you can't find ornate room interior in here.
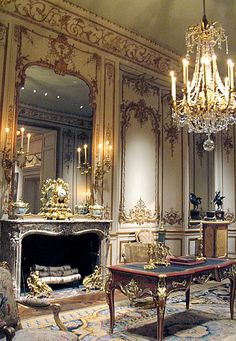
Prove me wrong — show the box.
[0,0,236,340]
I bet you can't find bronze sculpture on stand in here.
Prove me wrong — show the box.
[212,191,225,220]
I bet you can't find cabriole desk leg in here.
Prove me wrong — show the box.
[105,273,115,333]
[186,286,190,310]
[229,277,236,320]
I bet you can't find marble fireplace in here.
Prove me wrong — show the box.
[0,219,111,298]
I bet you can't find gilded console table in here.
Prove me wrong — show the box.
[0,218,111,298]
[105,259,236,341]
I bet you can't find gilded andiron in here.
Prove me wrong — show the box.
[83,265,105,292]
[27,271,52,298]
[144,243,171,269]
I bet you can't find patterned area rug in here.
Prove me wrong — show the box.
[21,282,236,340]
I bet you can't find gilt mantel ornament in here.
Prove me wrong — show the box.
[40,178,72,220]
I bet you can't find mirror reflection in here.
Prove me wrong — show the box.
[189,133,215,221]
[15,65,93,214]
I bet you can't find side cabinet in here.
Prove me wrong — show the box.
[203,221,229,258]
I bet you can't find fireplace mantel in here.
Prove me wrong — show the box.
[0,219,111,298]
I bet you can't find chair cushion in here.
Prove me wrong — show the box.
[135,229,155,244]
[122,242,149,263]
[12,329,78,341]
[0,266,18,326]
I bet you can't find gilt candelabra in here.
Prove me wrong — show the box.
[77,144,91,175]
[94,141,112,191]
[1,127,31,183]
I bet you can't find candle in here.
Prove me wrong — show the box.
[105,140,109,157]
[77,147,81,166]
[212,55,217,88]
[98,144,102,162]
[225,77,229,99]
[26,133,31,154]
[20,127,25,150]
[108,145,112,158]
[84,144,87,163]
[5,127,9,149]
[170,71,176,101]
[182,59,189,86]
[228,60,234,89]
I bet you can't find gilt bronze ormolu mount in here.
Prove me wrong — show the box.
[144,243,171,269]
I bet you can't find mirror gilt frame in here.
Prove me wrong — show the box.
[5,24,101,216]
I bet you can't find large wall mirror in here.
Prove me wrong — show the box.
[15,65,93,214]
[189,134,215,220]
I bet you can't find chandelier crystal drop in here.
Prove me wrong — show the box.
[170,0,236,151]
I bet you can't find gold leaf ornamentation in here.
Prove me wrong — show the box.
[119,198,157,225]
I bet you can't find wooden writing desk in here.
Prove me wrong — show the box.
[105,259,236,341]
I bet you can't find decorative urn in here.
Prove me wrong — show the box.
[89,202,104,218]
[14,199,29,215]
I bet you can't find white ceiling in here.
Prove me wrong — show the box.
[71,0,236,62]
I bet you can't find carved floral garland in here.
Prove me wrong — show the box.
[163,208,182,225]
[119,198,157,225]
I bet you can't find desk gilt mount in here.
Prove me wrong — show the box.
[105,259,236,341]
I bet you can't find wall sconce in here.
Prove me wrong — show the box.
[1,127,31,183]
[94,140,112,190]
[77,144,91,175]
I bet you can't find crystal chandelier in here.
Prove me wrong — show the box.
[170,0,236,151]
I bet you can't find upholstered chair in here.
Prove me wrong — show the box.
[122,228,155,263]
[0,262,78,341]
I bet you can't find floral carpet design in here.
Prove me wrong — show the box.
[21,283,236,340]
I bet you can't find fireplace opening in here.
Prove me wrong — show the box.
[21,233,100,293]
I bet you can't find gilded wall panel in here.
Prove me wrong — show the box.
[101,61,115,217]
[0,0,180,76]
[119,72,160,225]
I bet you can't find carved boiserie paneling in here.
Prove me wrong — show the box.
[0,0,179,76]
[119,78,160,224]
[119,198,157,225]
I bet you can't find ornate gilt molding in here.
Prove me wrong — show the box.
[121,99,160,133]
[162,93,179,157]
[119,279,152,300]
[105,62,114,86]
[19,105,92,129]
[224,209,235,223]
[119,198,157,225]
[0,0,180,75]
[195,135,205,165]
[163,208,182,225]
[164,121,179,157]
[223,129,233,162]
[0,23,7,42]
[123,74,160,98]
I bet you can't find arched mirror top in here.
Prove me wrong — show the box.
[19,65,93,120]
